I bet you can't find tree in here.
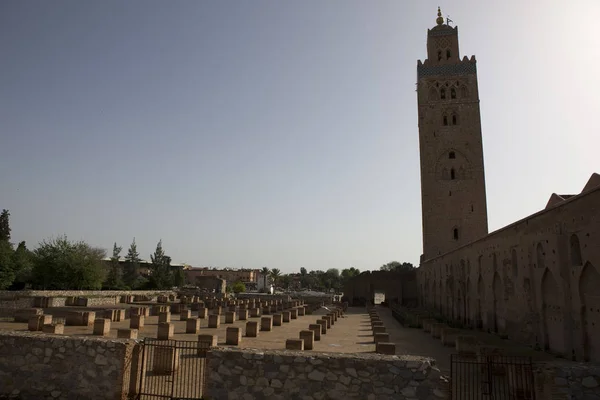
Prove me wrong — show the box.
[123,238,141,289]
[0,240,14,289]
[270,268,281,287]
[300,267,307,275]
[105,242,123,289]
[231,281,246,293]
[31,236,106,290]
[173,266,186,287]
[280,274,291,289]
[380,261,415,273]
[261,267,270,291]
[0,209,10,242]
[149,240,172,289]
[11,241,34,289]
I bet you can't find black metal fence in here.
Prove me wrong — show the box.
[137,339,209,400]
[450,354,535,400]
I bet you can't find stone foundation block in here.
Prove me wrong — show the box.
[28,315,53,331]
[197,307,208,319]
[309,324,322,341]
[198,334,218,348]
[441,327,461,347]
[299,330,314,350]
[286,339,304,350]
[226,327,242,346]
[15,308,43,323]
[93,318,111,336]
[297,306,306,316]
[186,318,200,334]
[250,308,261,318]
[225,311,236,324]
[316,319,327,334]
[323,315,332,329]
[376,342,396,355]
[42,323,64,334]
[246,321,259,337]
[272,313,282,326]
[431,323,445,339]
[131,314,145,329]
[208,314,220,328]
[260,316,273,331]
[157,322,174,340]
[374,332,390,344]
[180,309,191,321]
[373,326,386,334]
[158,312,171,323]
[238,309,248,320]
[456,335,479,355]
[290,309,298,319]
[282,311,291,322]
[117,328,138,339]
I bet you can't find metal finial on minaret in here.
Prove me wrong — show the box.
[436,7,444,25]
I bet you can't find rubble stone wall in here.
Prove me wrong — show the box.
[0,331,135,400]
[205,347,447,400]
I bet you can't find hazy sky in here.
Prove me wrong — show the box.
[1,1,598,272]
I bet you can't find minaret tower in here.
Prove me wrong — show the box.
[417,8,488,261]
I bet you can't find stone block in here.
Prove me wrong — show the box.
[297,306,306,316]
[186,318,200,334]
[250,308,261,318]
[130,314,145,329]
[197,307,208,319]
[226,327,242,346]
[272,313,282,326]
[42,323,64,334]
[282,311,291,322]
[225,311,236,324]
[441,327,461,347]
[328,313,335,325]
[93,318,111,336]
[245,321,259,337]
[157,322,174,340]
[290,309,298,319]
[456,335,479,355]
[422,318,435,333]
[323,315,332,329]
[286,339,304,350]
[374,332,390,344]
[373,326,386,334]
[15,308,43,323]
[117,329,138,339]
[158,312,171,323]
[376,342,396,355]
[208,314,220,328]
[180,309,191,321]
[308,324,322,341]
[238,309,248,320]
[431,323,445,339]
[299,330,314,350]
[317,319,327,334]
[213,306,222,315]
[260,316,273,331]
[198,334,218,347]
[152,344,180,375]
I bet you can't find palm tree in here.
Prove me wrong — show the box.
[270,268,281,287]
[261,267,270,291]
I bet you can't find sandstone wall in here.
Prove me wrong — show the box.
[0,331,135,400]
[417,182,600,361]
[205,347,446,400]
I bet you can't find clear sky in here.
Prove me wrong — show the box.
[1,1,598,272]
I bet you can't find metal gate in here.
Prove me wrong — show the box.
[450,354,535,400]
[137,339,209,400]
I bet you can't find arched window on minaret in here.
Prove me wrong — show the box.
[443,115,448,126]
[438,50,442,61]
[440,88,446,100]
[450,168,456,180]
[461,86,469,98]
[450,88,456,99]
[446,49,452,59]
[449,151,456,159]
[453,228,459,240]
[429,87,439,101]
[452,114,458,125]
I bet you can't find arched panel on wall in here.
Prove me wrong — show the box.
[477,255,483,276]
[492,272,502,333]
[571,235,583,267]
[579,262,600,361]
[477,274,484,329]
[466,277,472,325]
[511,249,518,279]
[541,269,564,354]
[537,243,546,269]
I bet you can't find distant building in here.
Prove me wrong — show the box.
[184,267,259,286]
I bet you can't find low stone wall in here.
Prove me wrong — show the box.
[0,290,176,310]
[534,361,600,400]
[0,331,136,400]
[205,347,447,400]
